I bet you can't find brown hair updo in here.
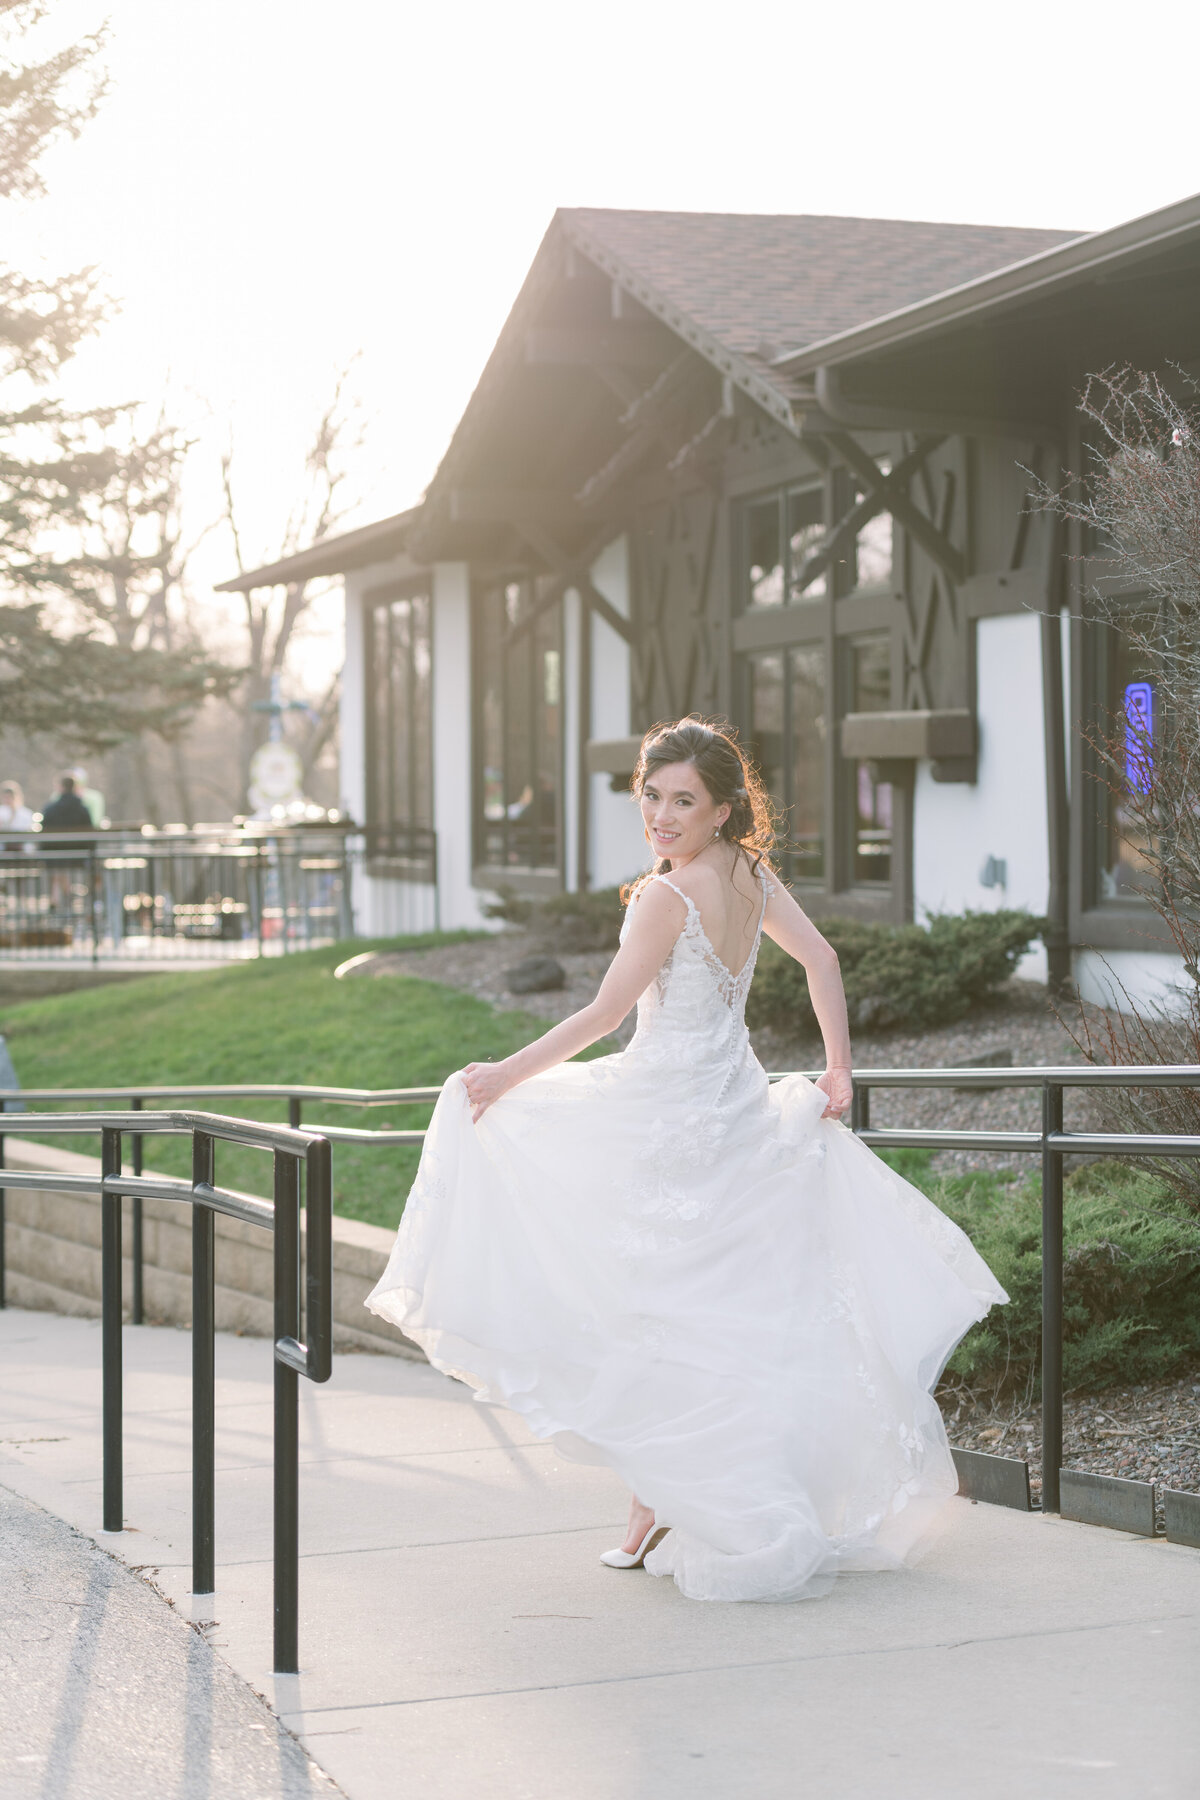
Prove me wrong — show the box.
[626,716,779,894]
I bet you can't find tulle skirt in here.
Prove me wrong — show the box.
[366,1058,1007,1603]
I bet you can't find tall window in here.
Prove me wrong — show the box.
[741,485,826,608]
[364,584,434,874]
[735,469,900,914]
[848,636,893,885]
[747,647,826,881]
[474,579,563,874]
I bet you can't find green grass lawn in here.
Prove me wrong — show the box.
[0,935,606,1230]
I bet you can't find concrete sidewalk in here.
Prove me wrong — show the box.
[0,1484,341,1799]
[2,1306,1197,1800]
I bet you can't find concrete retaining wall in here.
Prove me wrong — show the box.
[1,1138,420,1360]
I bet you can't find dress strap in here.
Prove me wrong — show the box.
[652,872,699,922]
[750,862,771,954]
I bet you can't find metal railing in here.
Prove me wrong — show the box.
[0,1107,331,1675]
[0,1083,434,1327]
[839,1063,1200,1514]
[3,1064,1199,1525]
[0,825,358,961]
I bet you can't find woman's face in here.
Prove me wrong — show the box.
[639,760,729,862]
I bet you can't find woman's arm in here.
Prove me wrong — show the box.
[461,882,686,1121]
[761,876,853,1117]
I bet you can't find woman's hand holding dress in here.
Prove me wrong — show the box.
[460,882,689,1123]
[815,1066,853,1119]
[461,1060,519,1123]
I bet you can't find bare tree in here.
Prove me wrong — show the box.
[221,368,360,807]
[0,7,239,811]
[1033,366,1200,1207]
[0,1,108,201]
[8,403,240,820]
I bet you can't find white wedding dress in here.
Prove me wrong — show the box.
[366,866,1007,1603]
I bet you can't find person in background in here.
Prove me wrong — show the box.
[0,780,34,832]
[0,779,35,851]
[41,774,94,833]
[41,773,94,914]
[72,767,106,828]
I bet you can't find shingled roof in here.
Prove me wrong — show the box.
[560,208,1080,373]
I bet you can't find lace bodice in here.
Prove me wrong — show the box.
[621,863,773,1057]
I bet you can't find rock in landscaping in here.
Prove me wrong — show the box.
[505,954,566,994]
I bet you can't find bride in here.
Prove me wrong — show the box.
[366,717,1007,1603]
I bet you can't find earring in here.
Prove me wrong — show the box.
[713,826,721,839]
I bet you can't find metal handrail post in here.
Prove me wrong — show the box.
[273,1148,302,1674]
[1041,1079,1065,1513]
[254,855,265,959]
[89,844,100,965]
[101,1126,123,1532]
[288,1097,301,1132]
[304,1138,333,1384]
[850,1081,869,1134]
[338,836,353,940]
[131,1096,144,1325]
[192,1130,216,1595]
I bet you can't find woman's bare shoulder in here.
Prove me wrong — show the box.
[631,874,689,919]
[668,851,763,908]
[662,858,723,903]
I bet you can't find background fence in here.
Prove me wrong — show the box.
[0,824,439,961]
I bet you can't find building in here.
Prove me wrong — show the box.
[218,194,1200,1006]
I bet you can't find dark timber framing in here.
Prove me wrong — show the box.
[223,196,1200,963]
[406,198,1200,939]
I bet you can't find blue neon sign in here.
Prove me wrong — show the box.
[1124,681,1154,794]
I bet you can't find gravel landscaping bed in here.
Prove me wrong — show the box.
[943,1373,1200,1520]
[352,932,1104,1173]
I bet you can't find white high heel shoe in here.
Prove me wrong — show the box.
[599,1523,669,1568]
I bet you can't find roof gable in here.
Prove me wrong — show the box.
[561,208,1079,375]
[417,208,1081,521]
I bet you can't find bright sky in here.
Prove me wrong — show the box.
[8,0,1200,663]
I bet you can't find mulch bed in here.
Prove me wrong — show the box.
[944,1373,1200,1522]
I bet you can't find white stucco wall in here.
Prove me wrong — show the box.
[339,573,367,826]
[587,536,646,890]
[913,611,1050,979]
[431,561,491,930]
[562,588,582,893]
[1072,946,1190,1014]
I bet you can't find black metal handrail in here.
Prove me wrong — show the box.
[4,1063,1200,1521]
[839,1064,1200,1516]
[0,1107,331,1675]
[0,1084,435,1324]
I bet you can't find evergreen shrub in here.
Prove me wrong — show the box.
[900,1157,1200,1399]
[483,884,626,951]
[746,909,1044,1035]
